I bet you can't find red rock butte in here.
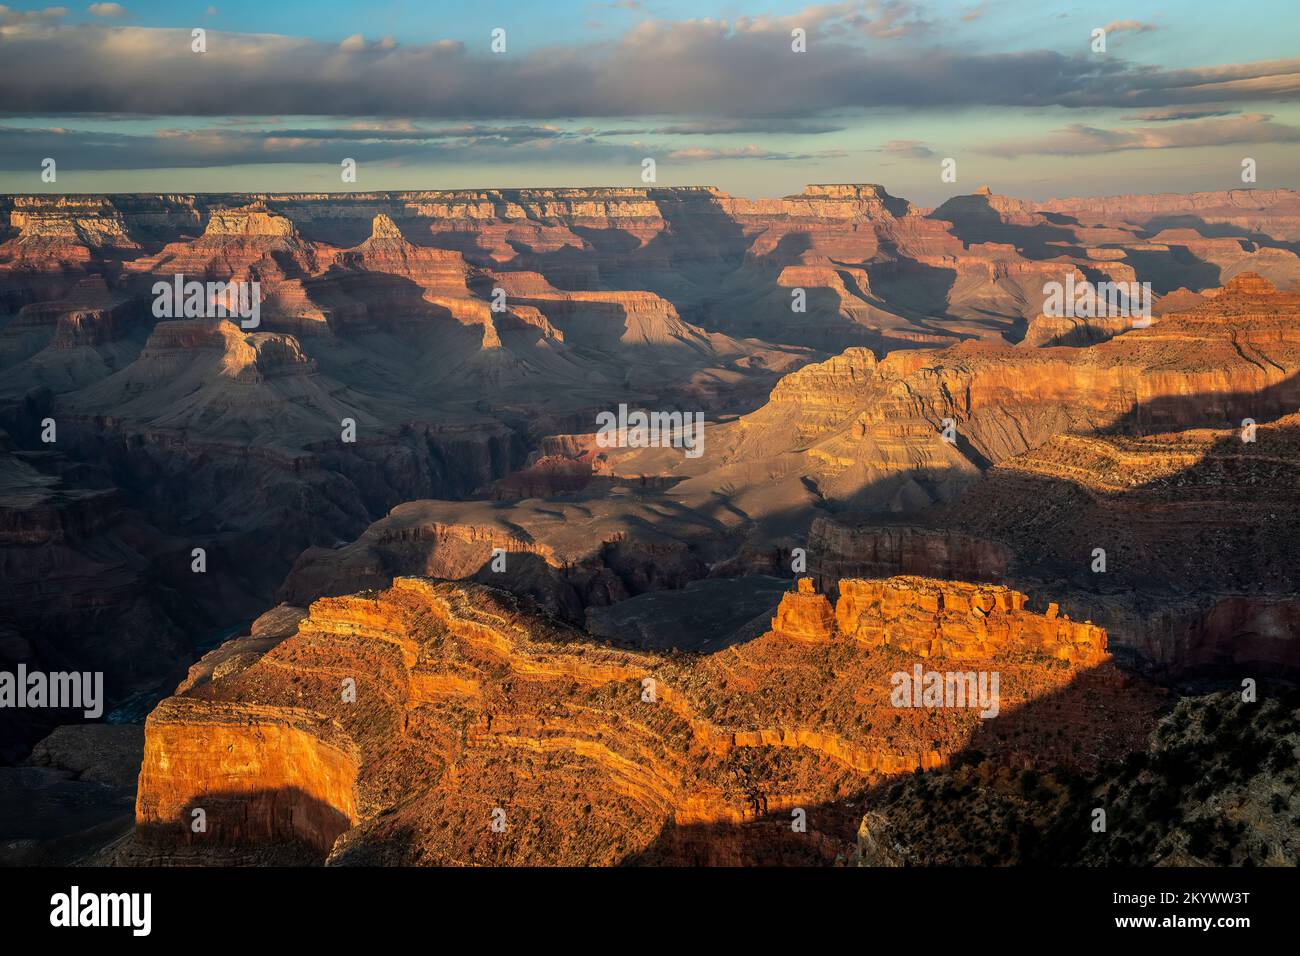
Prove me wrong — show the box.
[773,577,1108,665]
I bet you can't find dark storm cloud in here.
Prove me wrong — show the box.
[0,123,830,170]
[0,18,1296,119]
[0,124,645,169]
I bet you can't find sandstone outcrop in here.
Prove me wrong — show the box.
[129,576,1156,865]
[769,577,1107,665]
[834,578,1107,664]
[769,577,835,641]
[136,697,359,853]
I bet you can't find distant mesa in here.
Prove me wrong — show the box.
[202,201,299,239]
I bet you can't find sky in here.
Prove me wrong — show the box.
[0,0,1297,203]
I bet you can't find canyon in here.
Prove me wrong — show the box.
[2,183,1297,865]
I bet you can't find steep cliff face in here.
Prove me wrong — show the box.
[130,576,1157,865]
[3,198,141,265]
[769,577,835,641]
[769,576,1107,665]
[1019,311,1142,348]
[834,578,1108,664]
[808,517,1012,584]
[136,698,359,853]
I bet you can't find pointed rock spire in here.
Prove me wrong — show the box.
[370,213,405,241]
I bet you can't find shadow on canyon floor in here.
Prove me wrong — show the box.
[133,786,351,865]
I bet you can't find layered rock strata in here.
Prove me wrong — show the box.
[131,576,1156,865]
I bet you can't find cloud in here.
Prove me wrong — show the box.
[87,3,125,17]
[0,120,859,171]
[0,5,67,27]
[0,17,1294,119]
[981,113,1300,157]
[599,119,846,136]
[1101,19,1157,36]
[733,1,931,40]
[0,122,649,170]
[876,138,934,158]
[664,144,842,161]
[274,123,574,142]
[860,0,931,38]
[337,34,394,53]
[1121,107,1240,122]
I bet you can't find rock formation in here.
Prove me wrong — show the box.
[124,575,1157,865]
[769,578,836,641]
[769,577,1108,664]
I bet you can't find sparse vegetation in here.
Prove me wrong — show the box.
[860,690,1300,866]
